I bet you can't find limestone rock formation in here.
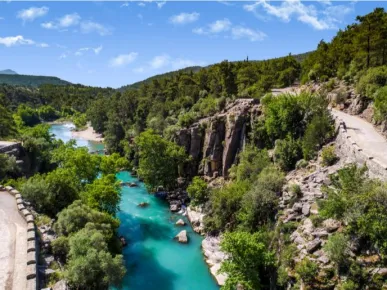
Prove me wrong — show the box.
[176,99,260,179]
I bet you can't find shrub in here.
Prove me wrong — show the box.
[290,184,302,198]
[321,146,338,166]
[357,66,387,97]
[323,233,350,268]
[296,159,308,169]
[339,280,358,290]
[274,136,302,171]
[295,258,318,284]
[187,176,209,206]
[373,86,387,121]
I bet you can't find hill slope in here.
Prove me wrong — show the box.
[0,69,18,75]
[118,52,312,92]
[0,74,71,87]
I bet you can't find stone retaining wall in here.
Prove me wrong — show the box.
[334,117,387,180]
[1,185,39,290]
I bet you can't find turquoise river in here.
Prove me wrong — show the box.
[49,123,219,290]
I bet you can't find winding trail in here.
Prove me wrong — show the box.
[332,109,387,166]
[0,190,27,290]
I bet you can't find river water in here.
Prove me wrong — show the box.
[49,124,219,290]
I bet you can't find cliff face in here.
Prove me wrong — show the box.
[176,99,260,179]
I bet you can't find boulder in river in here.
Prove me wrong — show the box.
[175,230,188,243]
[137,202,149,208]
[175,219,185,226]
[170,204,180,212]
[129,182,137,187]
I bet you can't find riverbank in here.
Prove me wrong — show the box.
[71,124,104,142]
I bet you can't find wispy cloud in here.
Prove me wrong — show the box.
[244,0,353,30]
[134,54,206,73]
[42,13,80,30]
[109,52,138,67]
[0,35,48,47]
[17,6,48,22]
[157,1,166,9]
[169,12,200,25]
[231,26,266,41]
[193,18,231,34]
[121,2,129,7]
[80,21,111,36]
[75,45,103,56]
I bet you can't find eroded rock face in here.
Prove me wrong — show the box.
[176,99,260,179]
[202,236,228,286]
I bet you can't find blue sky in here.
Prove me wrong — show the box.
[0,1,385,88]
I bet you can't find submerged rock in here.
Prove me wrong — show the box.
[175,219,185,226]
[175,230,188,243]
[137,202,149,208]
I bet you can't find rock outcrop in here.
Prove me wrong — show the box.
[202,236,228,286]
[176,99,260,179]
[175,230,188,243]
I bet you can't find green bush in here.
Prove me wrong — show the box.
[323,233,350,268]
[321,146,338,166]
[290,183,302,198]
[295,258,318,284]
[357,66,387,97]
[274,136,302,171]
[187,176,209,206]
[373,86,387,121]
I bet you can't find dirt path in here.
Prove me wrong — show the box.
[0,190,27,290]
[332,109,387,166]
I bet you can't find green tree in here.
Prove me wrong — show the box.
[135,129,187,190]
[187,176,209,206]
[274,135,302,171]
[65,227,126,289]
[220,231,275,290]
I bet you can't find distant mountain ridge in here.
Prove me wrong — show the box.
[0,73,71,87]
[0,69,18,75]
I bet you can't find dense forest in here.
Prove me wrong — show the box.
[2,7,387,290]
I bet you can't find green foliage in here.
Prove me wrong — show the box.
[373,86,387,121]
[81,174,121,215]
[65,227,126,289]
[0,73,70,87]
[238,166,285,232]
[38,105,58,121]
[290,183,302,198]
[0,95,17,138]
[54,200,119,238]
[100,153,130,175]
[16,104,40,127]
[135,129,187,190]
[321,145,338,166]
[274,135,302,171]
[229,145,270,182]
[51,236,70,262]
[72,113,87,130]
[205,180,250,232]
[323,233,350,268]
[295,258,318,285]
[302,113,334,160]
[357,66,387,97]
[0,154,19,181]
[220,231,275,290]
[187,176,209,206]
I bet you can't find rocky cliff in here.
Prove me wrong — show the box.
[176,99,260,179]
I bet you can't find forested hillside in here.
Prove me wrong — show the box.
[0,73,71,87]
[2,7,387,290]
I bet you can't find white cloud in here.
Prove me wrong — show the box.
[231,26,266,41]
[244,0,353,30]
[193,18,231,35]
[59,13,81,28]
[110,52,138,67]
[133,54,206,73]
[121,2,129,7]
[169,12,200,25]
[150,54,170,69]
[41,13,80,30]
[59,53,68,60]
[0,35,48,47]
[75,45,103,56]
[80,21,111,36]
[157,1,166,9]
[17,6,48,22]
[138,2,146,7]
